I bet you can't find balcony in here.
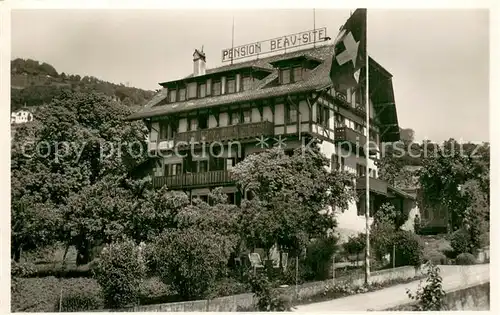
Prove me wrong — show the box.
[334,127,378,155]
[356,176,388,196]
[335,126,366,149]
[173,121,274,145]
[153,170,234,189]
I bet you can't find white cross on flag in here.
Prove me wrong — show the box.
[330,8,367,92]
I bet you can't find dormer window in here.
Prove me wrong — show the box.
[178,88,186,102]
[292,66,303,82]
[187,82,197,100]
[241,76,252,91]
[212,80,221,96]
[226,77,236,94]
[198,82,206,98]
[168,89,176,103]
[280,68,291,84]
[279,66,304,85]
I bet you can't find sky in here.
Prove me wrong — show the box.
[11,9,489,143]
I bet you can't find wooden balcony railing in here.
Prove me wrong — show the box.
[153,170,234,189]
[334,126,378,155]
[335,126,367,148]
[356,176,388,196]
[172,121,274,144]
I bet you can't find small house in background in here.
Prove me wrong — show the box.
[11,109,34,125]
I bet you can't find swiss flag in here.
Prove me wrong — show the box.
[329,9,367,91]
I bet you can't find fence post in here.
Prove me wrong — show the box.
[392,244,396,269]
[59,288,63,312]
[332,255,335,284]
[295,257,299,300]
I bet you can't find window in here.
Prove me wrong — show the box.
[241,76,252,91]
[243,110,251,123]
[356,163,366,177]
[198,115,208,130]
[189,118,198,131]
[198,82,206,98]
[165,163,182,176]
[292,67,302,82]
[212,80,221,96]
[168,89,176,103]
[187,82,197,99]
[170,123,178,138]
[357,198,375,217]
[287,105,297,123]
[226,77,236,94]
[159,121,168,139]
[280,68,291,84]
[178,88,186,101]
[354,122,364,134]
[226,158,235,170]
[231,112,240,125]
[334,114,344,128]
[331,154,345,171]
[317,105,328,126]
[198,160,208,173]
[227,193,236,205]
[199,195,209,203]
[323,107,330,127]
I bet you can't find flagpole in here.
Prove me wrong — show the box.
[364,9,371,285]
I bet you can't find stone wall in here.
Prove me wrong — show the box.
[114,265,422,312]
[383,282,490,311]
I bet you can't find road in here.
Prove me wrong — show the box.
[293,264,490,312]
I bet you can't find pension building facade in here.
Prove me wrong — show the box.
[127,44,417,238]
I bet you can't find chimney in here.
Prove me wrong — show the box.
[193,48,206,77]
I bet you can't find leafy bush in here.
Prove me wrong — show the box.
[343,234,365,262]
[58,289,104,312]
[94,239,146,309]
[280,257,305,285]
[302,237,338,281]
[209,278,250,298]
[392,231,424,267]
[407,262,446,310]
[450,229,472,255]
[11,277,102,312]
[11,260,36,278]
[424,250,447,265]
[151,229,236,300]
[248,273,290,311]
[455,253,477,265]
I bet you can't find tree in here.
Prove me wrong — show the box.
[11,91,148,262]
[343,234,365,265]
[369,202,401,262]
[418,139,489,233]
[148,189,240,300]
[232,142,355,258]
[94,239,146,308]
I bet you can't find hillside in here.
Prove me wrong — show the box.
[11,58,155,111]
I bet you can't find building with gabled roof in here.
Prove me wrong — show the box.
[126,43,415,240]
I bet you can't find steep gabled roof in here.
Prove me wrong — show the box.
[126,45,401,143]
[127,45,333,120]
